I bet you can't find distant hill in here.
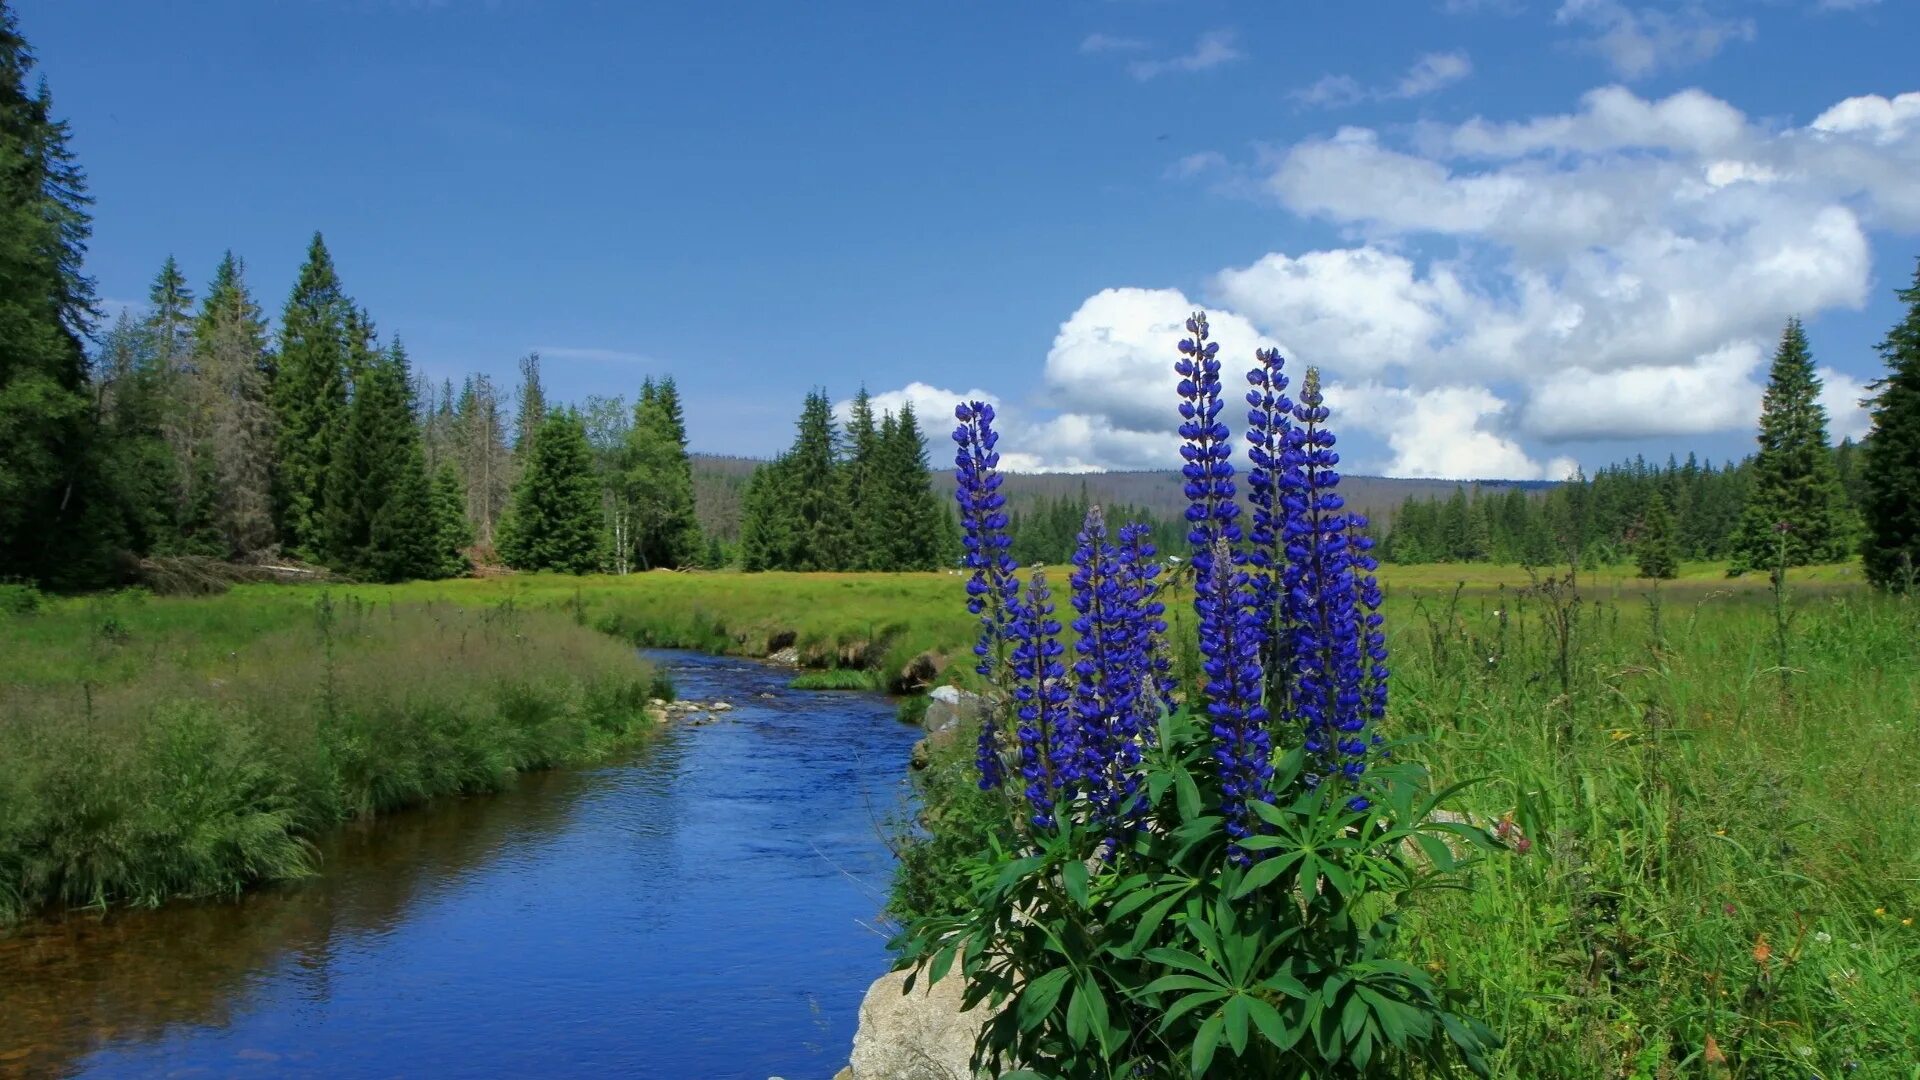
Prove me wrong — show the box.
[690,453,1553,542]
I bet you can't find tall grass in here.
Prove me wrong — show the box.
[892,566,1920,1078]
[0,594,663,923]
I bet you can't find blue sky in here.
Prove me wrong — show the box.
[27,0,1920,477]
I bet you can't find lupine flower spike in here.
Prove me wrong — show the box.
[953,401,1019,790]
[1010,568,1073,828]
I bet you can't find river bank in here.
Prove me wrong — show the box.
[0,596,668,925]
[0,650,921,1078]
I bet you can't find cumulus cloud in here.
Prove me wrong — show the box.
[1818,367,1874,442]
[1127,30,1242,81]
[1555,0,1756,80]
[1293,51,1473,108]
[864,84,1912,477]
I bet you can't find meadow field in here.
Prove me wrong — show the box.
[4,562,1917,1075]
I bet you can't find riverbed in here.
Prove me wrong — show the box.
[0,651,920,1078]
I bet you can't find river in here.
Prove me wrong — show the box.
[0,651,921,1079]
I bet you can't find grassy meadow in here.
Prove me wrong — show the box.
[4,561,1917,1074]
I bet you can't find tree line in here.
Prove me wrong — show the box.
[1383,308,1920,589]
[739,388,955,572]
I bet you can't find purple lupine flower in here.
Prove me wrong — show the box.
[1115,522,1174,719]
[953,401,1019,791]
[1175,313,1240,578]
[1069,506,1163,837]
[1009,568,1073,829]
[1280,369,1374,809]
[1196,537,1273,861]
[1244,345,1299,714]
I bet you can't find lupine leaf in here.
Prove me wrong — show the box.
[1017,967,1072,1032]
[1062,860,1090,908]
[1161,989,1230,1030]
[1231,849,1305,898]
[1224,994,1250,1055]
[1119,890,1185,957]
[1143,947,1219,978]
[1246,995,1297,1050]
[1191,1012,1225,1078]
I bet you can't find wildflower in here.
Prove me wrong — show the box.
[1244,344,1297,704]
[1815,931,1832,945]
[1610,729,1631,741]
[1174,312,1240,576]
[1069,506,1159,835]
[1196,537,1272,861]
[1904,918,1914,927]
[1874,906,1887,918]
[953,401,1020,791]
[1753,933,1772,968]
[1009,568,1072,829]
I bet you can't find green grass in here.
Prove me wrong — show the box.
[7,561,1916,1075]
[788,668,886,691]
[0,593,664,924]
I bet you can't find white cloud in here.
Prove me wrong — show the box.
[1818,366,1874,442]
[1339,382,1567,479]
[1080,32,1147,54]
[533,345,650,364]
[1166,150,1229,179]
[1293,51,1473,108]
[868,84,1913,478]
[1127,30,1242,81]
[1555,0,1755,80]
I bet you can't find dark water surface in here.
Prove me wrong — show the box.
[0,651,919,1079]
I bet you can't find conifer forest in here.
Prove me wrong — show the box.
[4,3,1920,1078]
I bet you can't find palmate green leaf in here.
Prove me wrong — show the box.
[1230,849,1305,898]
[1174,766,1203,822]
[1161,988,1229,1030]
[1017,967,1073,1032]
[1062,859,1090,909]
[1191,1012,1225,1078]
[1245,995,1300,1051]
[1223,994,1250,1056]
[1141,973,1223,996]
[1259,969,1309,999]
[1118,890,1186,957]
[1080,975,1112,1054]
[1142,946,1220,979]
[1066,980,1091,1047]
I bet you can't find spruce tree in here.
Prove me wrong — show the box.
[498,409,604,574]
[842,387,883,569]
[874,404,944,570]
[1635,490,1680,579]
[428,462,473,578]
[323,339,437,580]
[1862,259,1920,591]
[454,373,512,550]
[785,389,846,570]
[626,376,700,569]
[0,2,116,586]
[196,253,277,558]
[1728,319,1856,573]
[272,232,352,558]
[739,458,794,572]
[514,351,546,455]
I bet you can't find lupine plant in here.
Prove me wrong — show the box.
[898,315,1499,1079]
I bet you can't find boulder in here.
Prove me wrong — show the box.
[842,964,1000,1080]
[922,687,988,736]
[892,651,945,693]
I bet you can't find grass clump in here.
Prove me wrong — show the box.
[0,594,662,924]
[787,668,883,691]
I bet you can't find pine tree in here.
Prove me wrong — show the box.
[1636,490,1680,579]
[196,252,277,558]
[514,351,546,456]
[142,256,224,553]
[498,409,604,574]
[454,373,511,550]
[272,232,352,558]
[1728,319,1856,573]
[786,389,846,570]
[582,392,635,573]
[873,404,944,570]
[1862,259,1920,591]
[739,458,794,572]
[0,2,116,586]
[626,376,700,569]
[90,311,176,555]
[842,387,883,569]
[428,462,473,578]
[322,338,437,580]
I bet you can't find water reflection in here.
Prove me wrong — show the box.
[0,652,916,1080]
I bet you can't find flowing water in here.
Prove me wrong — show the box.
[0,651,921,1079]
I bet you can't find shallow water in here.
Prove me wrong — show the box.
[0,651,920,1079]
